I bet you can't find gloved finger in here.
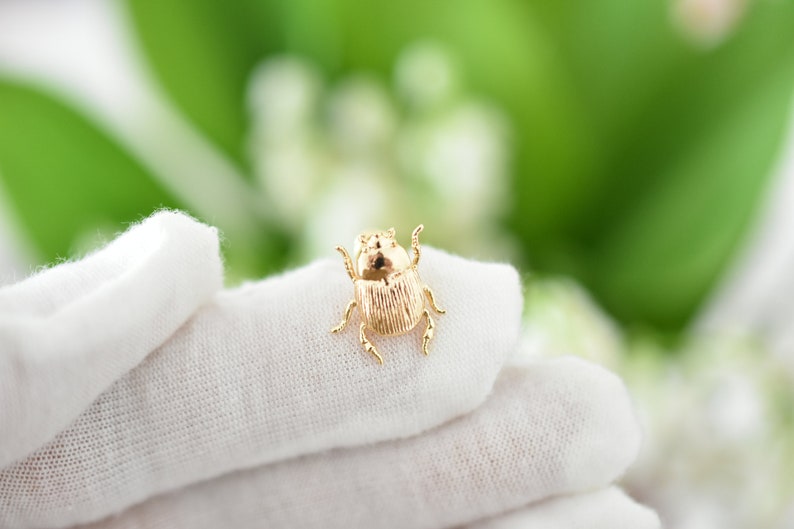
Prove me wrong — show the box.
[0,247,523,529]
[0,211,222,467]
[69,357,641,529]
[463,487,660,529]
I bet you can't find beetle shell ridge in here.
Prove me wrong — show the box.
[355,268,425,336]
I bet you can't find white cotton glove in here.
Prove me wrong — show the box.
[466,487,661,529]
[0,211,654,529]
[0,211,223,467]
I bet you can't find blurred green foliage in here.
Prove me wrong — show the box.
[0,80,181,260]
[1,0,793,334]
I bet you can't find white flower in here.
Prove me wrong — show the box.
[672,0,748,47]
[327,76,397,156]
[246,44,516,260]
[248,57,324,229]
[518,278,623,368]
[394,41,458,109]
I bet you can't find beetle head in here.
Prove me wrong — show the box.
[354,227,411,280]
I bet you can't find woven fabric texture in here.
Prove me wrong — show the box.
[468,487,661,529]
[0,211,223,468]
[76,359,642,529]
[0,211,653,528]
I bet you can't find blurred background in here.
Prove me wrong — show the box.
[1,0,793,526]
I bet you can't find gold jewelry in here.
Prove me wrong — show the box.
[331,224,446,364]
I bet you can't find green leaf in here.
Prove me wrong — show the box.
[322,0,794,331]
[123,0,277,169]
[571,1,794,330]
[0,79,182,263]
[274,0,597,241]
[121,0,794,331]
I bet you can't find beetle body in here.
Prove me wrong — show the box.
[331,225,446,364]
[355,268,425,336]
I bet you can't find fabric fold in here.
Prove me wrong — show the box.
[0,211,223,468]
[0,247,523,528]
[74,358,641,529]
[465,487,661,529]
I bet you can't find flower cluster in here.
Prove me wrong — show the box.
[522,277,794,529]
[246,43,514,261]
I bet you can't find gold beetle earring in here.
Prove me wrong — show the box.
[331,224,446,365]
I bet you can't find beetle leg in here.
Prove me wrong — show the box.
[421,309,436,356]
[331,299,357,333]
[335,245,358,281]
[423,285,446,314]
[359,322,384,365]
[411,224,424,266]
